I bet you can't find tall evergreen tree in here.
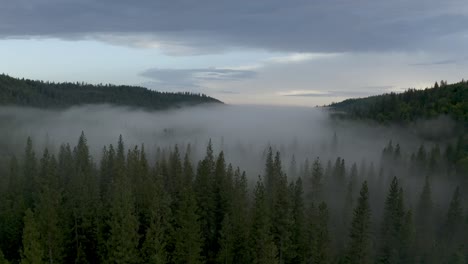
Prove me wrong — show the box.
[378,177,406,264]
[35,149,65,264]
[310,158,324,202]
[20,209,44,264]
[105,144,140,264]
[311,202,330,264]
[250,177,278,264]
[173,188,203,264]
[345,181,371,264]
[415,175,434,262]
[194,141,216,262]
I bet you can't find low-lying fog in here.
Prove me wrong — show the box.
[0,104,430,178]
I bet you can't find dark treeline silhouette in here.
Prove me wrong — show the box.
[0,74,222,110]
[0,133,467,264]
[329,80,468,124]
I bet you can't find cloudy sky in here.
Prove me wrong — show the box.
[1,0,468,106]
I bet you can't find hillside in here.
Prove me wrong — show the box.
[329,80,467,124]
[0,74,222,109]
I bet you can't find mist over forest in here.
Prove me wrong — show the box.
[0,85,466,264]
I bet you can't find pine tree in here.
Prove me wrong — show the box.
[250,177,278,264]
[194,141,216,261]
[288,178,306,263]
[23,137,37,209]
[271,152,291,264]
[345,181,371,264]
[65,132,101,263]
[35,149,65,264]
[378,177,406,264]
[218,169,250,264]
[415,175,434,262]
[21,209,44,264]
[310,158,324,202]
[213,151,231,259]
[141,168,171,264]
[312,202,330,264]
[173,188,203,264]
[442,187,465,261]
[1,156,26,261]
[105,145,140,264]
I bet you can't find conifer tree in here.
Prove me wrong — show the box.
[141,167,171,264]
[1,156,26,261]
[415,175,434,262]
[271,152,291,264]
[194,141,216,261]
[250,177,278,264]
[288,178,306,263]
[311,202,330,264]
[345,181,371,264]
[35,149,65,264]
[378,177,406,264]
[21,209,44,264]
[23,137,37,209]
[105,144,140,264]
[218,169,250,264]
[173,188,203,264]
[310,158,324,202]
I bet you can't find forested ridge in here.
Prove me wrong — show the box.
[0,74,221,110]
[0,133,467,264]
[329,80,468,124]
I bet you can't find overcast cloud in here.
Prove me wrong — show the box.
[1,0,468,105]
[2,0,468,54]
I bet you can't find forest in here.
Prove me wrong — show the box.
[0,77,467,264]
[329,80,468,125]
[0,127,466,264]
[0,74,221,110]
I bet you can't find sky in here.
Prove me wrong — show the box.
[1,0,468,106]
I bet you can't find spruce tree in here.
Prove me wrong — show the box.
[345,181,371,264]
[194,141,216,261]
[415,175,434,262]
[311,202,330,264]
[20,209,44,264]
[250,177,278,264]
[105,145,140,264]
[288,178,306,264]
[35,149,65,264]
[310,158,324,202]
[378,177,406,264]
[173,188,203,264]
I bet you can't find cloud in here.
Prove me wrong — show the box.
[1,0,468,54]
[409,57,468,66]
[278,86,394,98]
[139,68,256,90]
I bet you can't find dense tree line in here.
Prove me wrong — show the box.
[0,74,221,110]
[329,80,468,124]
[0,134,467,264]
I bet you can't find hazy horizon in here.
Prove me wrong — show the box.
[2,0,468,106]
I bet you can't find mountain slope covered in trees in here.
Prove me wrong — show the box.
[0,74,222,109]
[329,80,467,124]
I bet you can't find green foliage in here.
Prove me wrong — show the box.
[330,80,468,123]
[20,209,44,264]
[0,74,221,109]
[345,181,371,264]
[0,133,466,263]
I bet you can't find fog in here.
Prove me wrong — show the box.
[0,103,463,262]
[0,104,431,177]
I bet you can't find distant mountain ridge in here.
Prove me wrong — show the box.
[329,80,467,124]
[0,74,222,110]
